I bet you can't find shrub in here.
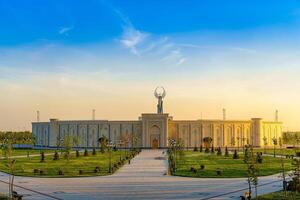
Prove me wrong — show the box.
[33,169,40,174]
[216,169,223,176]
[200,145,203,152]
[200,165,205,170]
[40,151,45,163]
[296,152,300,157]
[113,163,118,169]
[233,150,239,159]
[76,150,80,157]
[256,152,263,164]
[58,169,64,175]
[94,166,100,173]
[53,151,59,160]
[225,146,229,157]
[211,145,215,154]
[217,147,222,156]
[79,170,83,175]
[64,150,71,160]
[193,147,198,152]
[84,148,88,156]
[205,148,210,153]
[287,178,300,192]
[39,170,44,175]
[92,147,96,156]
[190,167,197,174]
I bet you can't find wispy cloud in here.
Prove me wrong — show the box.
[161,49,186,65]
[59,26,73,36]
[119,25,186,65]
[120,26,148,56]
[178,43,257,54]
[114,7,186,65]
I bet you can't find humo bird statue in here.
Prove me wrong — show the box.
[154,86,166,114]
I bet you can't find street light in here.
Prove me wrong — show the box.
[107,141,115,174]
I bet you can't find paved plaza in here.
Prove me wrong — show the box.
[0,150,284,200]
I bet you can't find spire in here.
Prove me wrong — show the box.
[275,110,278,122]
[92,109,95,120]
[37,110,40,122]
[223,108,226,121]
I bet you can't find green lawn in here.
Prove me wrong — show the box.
[0,149,57,157]
[253,191,300,200]
[174,151,292,178]
[253,148,299,156]
[0,150,132,177]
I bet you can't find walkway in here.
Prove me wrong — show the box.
[0,150,285,200]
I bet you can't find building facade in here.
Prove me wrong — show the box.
[32,88,282,148]
[32,114,282,149]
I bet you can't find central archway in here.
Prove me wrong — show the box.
[152,138,159,149]
[150,125,160,149]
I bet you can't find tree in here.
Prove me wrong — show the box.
[73,135,81,158]
[278,137,287,198]
[244,145,259,198]
[263,136,268,154]
[217,147,222,156]
[6,159,16,199]
[84,148,88,156]
[40,151,45,162]
[244,145,252,199]
[211,144,215,154]
[62,134,74,161]
[233,149,239,159]
[272,137,278,158]
[119,133,131,157]
[92,147,97,156]
[295,134,300,147]
[225,146,229,157]
[282,132,292,145]
[282,132,300,147]
[237,136,240,152]
[99,136,108,153]
[73,135,80,148]
[203,137,213,149]
[2,136,15,199]
[230,137,236,148]
[131,135,139,150]
[289,157,300,193]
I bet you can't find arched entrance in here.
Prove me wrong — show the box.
[152,138,159,149]
[150,125,160,149]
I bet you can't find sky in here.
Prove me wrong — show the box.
[1,0,300,131]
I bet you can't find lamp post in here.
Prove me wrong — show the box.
[108,141,115,174]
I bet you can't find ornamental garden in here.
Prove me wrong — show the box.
[2,131,300,199]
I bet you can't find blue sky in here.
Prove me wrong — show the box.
[1,0,300,45]
[1,0,300,130]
